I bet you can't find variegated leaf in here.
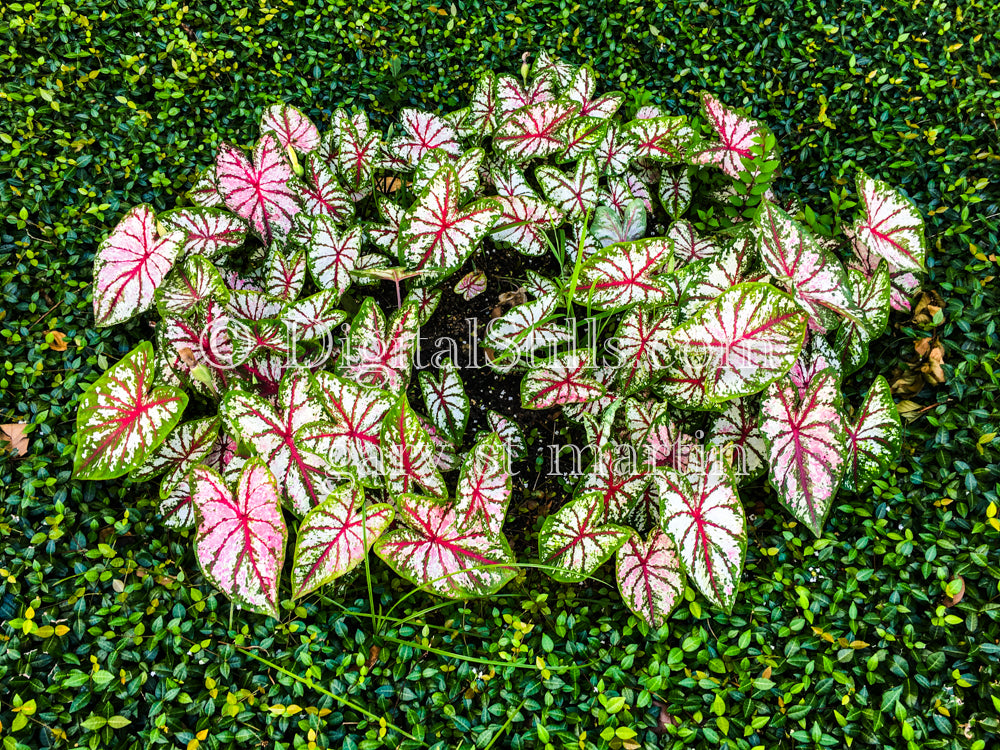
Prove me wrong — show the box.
[561,117,609,161]
[496,74,554,116]
[93,205,184,327]
[494,100,579,162]
[842,376,901,493]
[130,416,220,497]
[757,202,861,332]
[189,166,222,208]
[624,116,697,162]
[216,134,301,246]
[454,270,487,300]
[668,220,719,266]
[303,217,361,300]
[485,411,527,461]
[656,451,746,612]
[659,166,692,219]
[290,484,394,598]
[591,198,646,248]
[530,50,575,88]
[380,396,447,498]
[708,399,766,482]
[365,198,405,257]
[577,440,651,523]
[536,155,599,221]
[521,350,605,410]
[612,307,673,394]
[154,255,229,318]
[525,270,559,300]
[160,207,248,258]
[850,173,926,273]
[392,109,462,165]
[416,412,460,473]
[220,370,332,515]
[337,113,380,193]
[309,372,394,485]
[299,157,353,221]
[454,432,512,536]
[616,529,684,627]
[694,94,769,179]
[761,369,847,535]
[413,148,484,199]
[160,477,195,529]
[74,342,189,480]
[667,283,809,403]
[282,290,345,344]
[576,237,673,311]
[539,494,630,583]
[420,359,470,444]
[491,195,563,257]
[469,70,500,133]
[562,366,618,423]
[594,124,637,175]
[374,493,516,598]
[191,460,287,617]
[261,103,320,153]
[337,298,419,391]
[834,265,891,374]
[399,163,501,282]
[564,65,623,119]
[483,294,571,357]
[404,287,443,325]
[265,248,307,301]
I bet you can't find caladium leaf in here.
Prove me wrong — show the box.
[191,459,287,617]
[539,494,630,583]
[850,173,926,273]
[485,411,527,461]
[337,113,380,194]
[416,413,460,473]
[525,270,559,301]
[189,166,223,208]
[842,376,901,493]
[364,198,404,257]
[309,372,393,485]
[625,172,654,211]
[694,94,769,179]
[221,371,332,515]
[398,163,501,282]
[612,307,673,394]
[834,265,891,374]
[419,359,470,444]
[303,217,361,300]
[413,148,484,199]
[536,155,599,221]
[576,238,673,311]
[404,287,442,325]
[521,350,606,410]
[216,134,301,246]
[530,50,575,88]
[659,166,692,219]
[591,198,646,248]
[392,109,462,165]
[160,477,195,529]
[491,195,564,257]
[577,439,651,523]
[561,117,609,161]
[761,369,847,535]
[562,366,618,423]
[454,270,487,300]
[290,484,394,598]
[130,416,221,496]
[299,157,353,222]
[226,290,283,322]
[160,305,235,394]
[656,345,717,411]
[375,492,516,598]
[338,298,419,391]
[708,399,766,482]
[667,283,808,403]
[160,207,248,258]
[564,65,623,119]
[265,248,307,301]
[757,202,861,332]
[154,255,229,318]
[469,71,500,134]
[483,295,571,357]
[594,124,637,176]
[380,396,447,498]
[616,529,684,627]
[787,335,839,396]
[454,432,512,536]
[93,205,184,328]
[656,451,746,612]
[623,116,697,162]
[494,101,579,162]
[490,162,535,198]
[282,290,345,344]
[602,176,638,214]
[261,103,320,154]
[496,74,554,116]
[74,342,189,480]
[668,220,719,267]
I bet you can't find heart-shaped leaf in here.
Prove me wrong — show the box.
[130,416,221,496]
[266,248,307,302]
[612,307,674,394]
[454,270,487,300]
[494,100,579,162]
[338,298,419,391]
[834,265,891,375]
[491,195,564,257]
[261,104,320,153]
[521,350,606,410]
[303,217,362,301]
[391,109,461,164]
[591,198,646,248]
[419,358,470,444]
[380,396,447,498]
[659,166,692,219]
[154,255,229,318]
[850,173,926,273]
[299,157,353,221]
[842,376,901,493]
[616,529,684,627]
[536,155,599,221]
[191,459,287,617]
[576,237,673,311]
[708,399,766,483]
[160,207,248,257]
[454,432,512,536]
[539,494,630,583]
[74,342,189,480]
[693,94,768,179]
[564,65,623,119]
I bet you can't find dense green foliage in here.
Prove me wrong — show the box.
[2,1,999,748]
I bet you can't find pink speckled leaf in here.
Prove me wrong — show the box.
[655,450,746,612]
[454,270,487,300]
[189,166,223,208]
[521,350,605,410]
[562,117,608,161]
[576,237,673,311]
[261,103,320,153]
[220,370,332,515]
[536,155,599,221]
[564,65,623,119]
[694,94,768,179]
[594,124,636,175]
[216,134,300,246]
[282,290,345,344]
[842,376,901,493]
[761,369,847,535]
[380,396,447,498]
[539,493,630,583]
[191,460,287,618]
[616,529,684,627]
[290,484,394,598]
[404,287,442,325]
[659,166,692,219]
[337,298,419,391]
[529,50,575,88]
[154,255,229,318]
[667,220,719,267]
[299,157,353,222]
[496,74,554,117]
[392,109,461,165]
[709,399,766,482]
[159,477,195,529]
[93,205,184,327]
[265,248,307,301]
[494,100,579,162]
[469,70,500,134]
[412,148,484,200]
[303,217,361,300]
[374,493,516,598]
[612,307,674,394]
[577,438,651,523]
[485,410,527,461]
[130,415,220,497]
[160,207,248,258]
[850,173,926,273]
[623,115,697,162]
[336,112,380,193]
[74,342,188,480]
[491,194,564,257]
[419,358,470,444]
[454,432,512,536]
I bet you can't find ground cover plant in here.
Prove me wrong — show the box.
[2,2,999,748]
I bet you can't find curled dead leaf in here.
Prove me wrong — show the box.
[921,343,947,385]
[912,290,944,327]
[890,368,924,398]
[178,347,197,368]
[944,577,965,607]
[895,400,925,423]
[0,423,28,457]
[498,287,527,308]
[914,337,932,358]
[46,330,68,352]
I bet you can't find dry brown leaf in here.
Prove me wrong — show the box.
[891,369,924,397]
[0,423,28,457]
[922,344,947,385]
[762,665,772,679]
[912,290,944,326]
[895,400,925,423]
[914,337,932,358]
[47,330,68,352]
[944,577,965,607]
[498,287,527,308]
[178,347,197,368]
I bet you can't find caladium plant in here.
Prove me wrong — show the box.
[75,55,920,625]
